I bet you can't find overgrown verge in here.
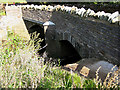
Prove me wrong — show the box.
[0,31,119,88]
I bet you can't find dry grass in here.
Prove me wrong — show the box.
[94,65,120,89]
[0,31,119,88]
[0,31,45,88]
[103,65,120,88]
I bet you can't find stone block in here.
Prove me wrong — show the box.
[80,66,90,77]
[71,37,76,47]
[55,31,60,40]
[65,63,79,71]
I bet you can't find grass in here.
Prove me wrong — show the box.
[0,10,6,16]
[0,0,27,4]
[0,30,119,88]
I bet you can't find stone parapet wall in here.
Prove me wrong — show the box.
[16,4,120,25]
[0,6,30,42]
[5,6,22,18]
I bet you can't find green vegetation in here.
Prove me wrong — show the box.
[0,30,119,88]
[0,0,27,4]
[0,10,5,16]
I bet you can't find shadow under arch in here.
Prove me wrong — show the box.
[59,40,82,65]
[29,24,46,54]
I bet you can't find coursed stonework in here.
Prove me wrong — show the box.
[22,7,120,66]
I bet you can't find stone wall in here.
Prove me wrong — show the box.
[20,4,120,25]
[22,7,120,65]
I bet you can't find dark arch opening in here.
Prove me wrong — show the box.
[29,25,46,54]
[46,39,82,66]
[59,40,82,65]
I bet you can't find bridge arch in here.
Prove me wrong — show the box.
[54,30,96,59]
[59,40,82,65]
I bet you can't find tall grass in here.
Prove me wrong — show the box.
[0,31,119,88]
[0,31,45,88]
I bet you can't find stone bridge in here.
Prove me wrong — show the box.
[21,5,120,66]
